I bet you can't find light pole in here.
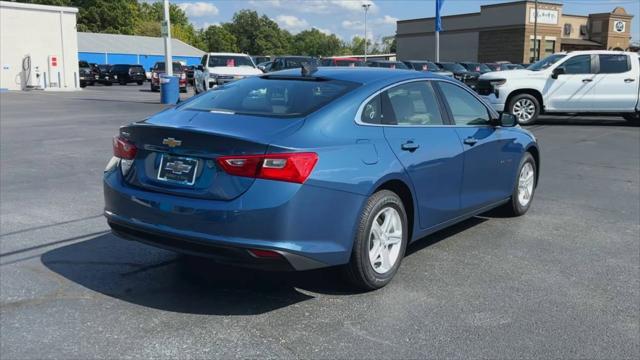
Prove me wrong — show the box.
[362,3,371,61]
[533,0,539,62]
[162,0,173,76]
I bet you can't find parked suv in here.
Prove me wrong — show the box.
[78,61,94,87]
[150,62,187,92]
[479,51,640,124]
[321,57,365,67]
[436,62,480,89]
[459,62,492,74]
[365,60,409,69]
[270,56,318,72]
[105,64,146,86]
[194,52,262,93]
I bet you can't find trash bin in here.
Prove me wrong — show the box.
[160,75,179,104]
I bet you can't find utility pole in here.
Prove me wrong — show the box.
[362,3,371,61]
[162,0,173,76]
[533,0,539,62]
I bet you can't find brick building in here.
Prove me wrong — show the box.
[396,1,635,64]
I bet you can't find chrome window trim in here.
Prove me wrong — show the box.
[354,78,496,128]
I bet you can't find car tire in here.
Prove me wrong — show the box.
[344,190,408,291]
[105,82,112,86]
[137,81,143,85]
[508,94,540,125]
[80,83,86,88]
[623,112,639,123]
[119,80,127,85]
[502,152,537,216]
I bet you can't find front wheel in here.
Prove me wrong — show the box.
[344,190,408,290]
[508,94,540,125]
[502,152,537,216]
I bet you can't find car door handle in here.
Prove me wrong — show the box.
[582,78,593,83]
[463,137,478,146]
[401,141,420,152]
[624,78,636,83]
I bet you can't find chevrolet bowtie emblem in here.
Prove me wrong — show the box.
[164,160,192,175]
[162,137,182,148]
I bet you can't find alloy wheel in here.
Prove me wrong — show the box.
[517,162,535,207]
[368,207,403,274]
[512,99,536,123]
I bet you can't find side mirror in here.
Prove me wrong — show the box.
[551,67,565,79]
[258,65,266,72]
[498,113,517,127]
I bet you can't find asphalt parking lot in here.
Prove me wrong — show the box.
[1,85,639,359]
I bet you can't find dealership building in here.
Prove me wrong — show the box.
[78,32,205,71]
[396,0,634,63]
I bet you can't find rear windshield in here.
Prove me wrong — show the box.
[180,76,360,117]
[154,62,183,72]
[208,56,254,68]
[440,63,466,72]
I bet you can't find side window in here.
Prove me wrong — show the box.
[438,81,490,125]
[360,95,382,124]
[200,55,207,66]
[599,54,630,74]
[559,55,592,74]
[384,81,444,126]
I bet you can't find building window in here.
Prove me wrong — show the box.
[580,24,588,35]
[544,40,556,56]
[529,39,541,63]
[564,23,572,36]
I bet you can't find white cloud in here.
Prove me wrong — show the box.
[313,27,333,35]
[276,15,310,32]
[342,19,363,30]
[374,15,398,25]
[178,2,219,18]
[251,0,378,15]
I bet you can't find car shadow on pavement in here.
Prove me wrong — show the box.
[534,116,637,127]
[40,215,493,315]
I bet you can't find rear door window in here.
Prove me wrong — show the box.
[598,54,630,74]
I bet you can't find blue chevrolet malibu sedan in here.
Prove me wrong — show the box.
[104,67,539,290]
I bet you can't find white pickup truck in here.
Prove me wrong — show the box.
[478,50,640,125]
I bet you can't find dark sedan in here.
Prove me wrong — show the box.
[436,62,480,89]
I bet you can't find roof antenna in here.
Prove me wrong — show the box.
[301,62,318,77]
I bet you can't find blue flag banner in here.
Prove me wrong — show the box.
[435,0,445,32]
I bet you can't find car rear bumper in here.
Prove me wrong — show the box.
[103,167,365,270]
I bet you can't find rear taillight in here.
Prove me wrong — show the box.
[180,73,186,80]
[113,136,137,160]
[247,249,282,259]
[217,152,318,184]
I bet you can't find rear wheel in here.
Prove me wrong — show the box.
[119,80,127,85]
[344,190,408,290]
[508,94,540,125]
[502,152,536,216]
[137,81,143,85]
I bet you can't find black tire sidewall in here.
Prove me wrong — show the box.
[509,94,540,125]
[349,190,408,289]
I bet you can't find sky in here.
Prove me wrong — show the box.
[172,0,640,43]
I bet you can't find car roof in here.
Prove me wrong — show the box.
[265,67,442,85]
[207,52,251,57]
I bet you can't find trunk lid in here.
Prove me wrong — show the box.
[120,109,304,201]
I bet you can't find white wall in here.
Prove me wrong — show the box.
[0,1,79,91]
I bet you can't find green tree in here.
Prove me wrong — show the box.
[225,10,291,55]
[138,1,189,27]
[74,0,141,34]
[201,25,239,52]
[292,29,343,57]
